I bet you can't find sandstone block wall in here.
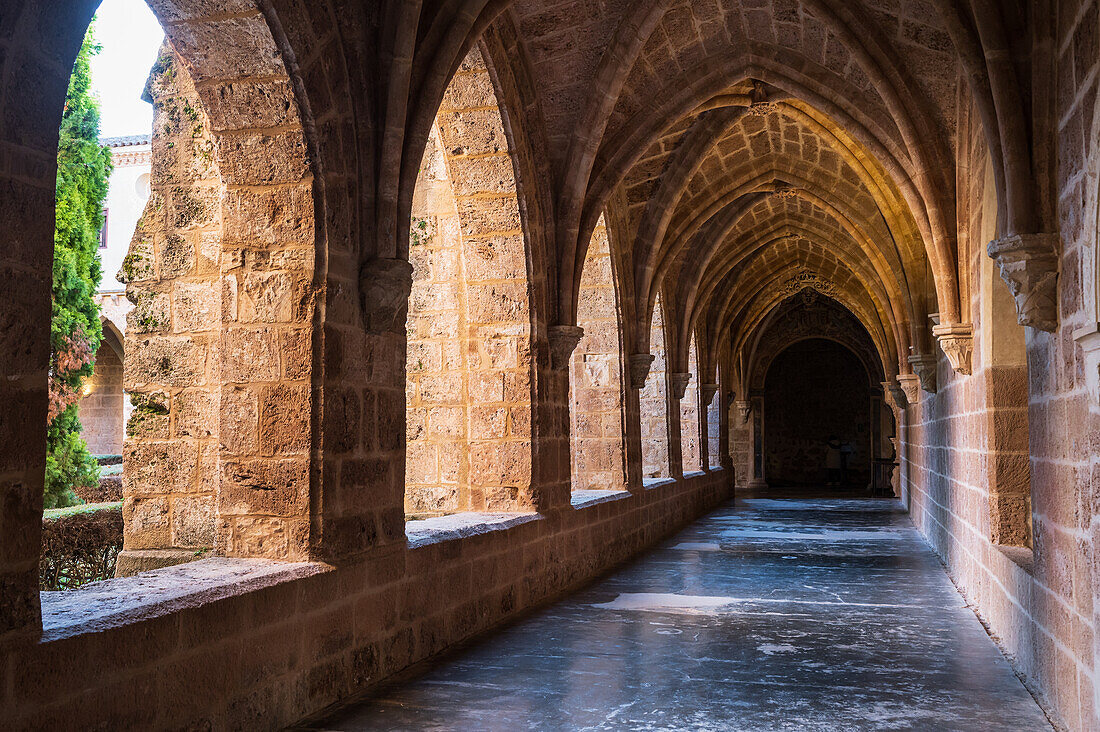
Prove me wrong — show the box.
[0,471,730,730]
[706,391,721,469]
[119,48,223,557]
[571,218,627,491]
[115,23,316,568]
[680,335,702,474]
[405,48,533,516]
[80,340,124,456]
[641,295,671,479]
[899,5,1099,726]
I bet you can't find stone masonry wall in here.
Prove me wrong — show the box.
[640,294,670,479]
[570,217,627,491]
[118,41,317,569]
[405,48,533,515]
[406,127,466,516]
[706,389,720,469]
[680,335,702,474]
[901,6,1100,727]
[0,470,730,730]
[118,48,223,558]
[438,48,532,513]
[79,340,124,456]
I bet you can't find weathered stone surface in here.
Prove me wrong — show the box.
[4,5,1099,731]
[360,258,414,334]
[988,234,1060,332]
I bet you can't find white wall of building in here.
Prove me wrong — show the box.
[99,137,150,293]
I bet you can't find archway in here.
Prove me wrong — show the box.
[640,293,670,481]
[763,339,872,488]
[78,319,125,457]
[404,45,534,518]
[569,215,626,493]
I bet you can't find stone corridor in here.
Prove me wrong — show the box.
[298,498,1051,731]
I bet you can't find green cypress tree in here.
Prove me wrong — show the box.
[45,23,113,508]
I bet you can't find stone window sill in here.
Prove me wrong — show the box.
[405,512,540,549]
[642,477,677,490]
[39,557,328,642]
[570,489,631,509]
[995,544,1035,574]
[683,470,707,479]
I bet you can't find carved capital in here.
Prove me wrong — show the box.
[907,354,937,394]
[548,325,584,370]
[669,372,691,400]
[360,258,413,334]
[896,374,921,405]
[700,383,719,405]
[735,399,752,425]
[1074,323,1100,403]
[987,233,1059,331]
[882,381,908,411]
[932,323,973,375]
[628,353,655,389]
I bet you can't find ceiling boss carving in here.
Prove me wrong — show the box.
[782,271,840,299]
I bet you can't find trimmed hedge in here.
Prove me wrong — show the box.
[40,502,123,590]
[73,474,122,503]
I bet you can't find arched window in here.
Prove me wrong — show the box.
[79,320,125,458]
[680,333,702,474]
[405,47,533,519]
[569,216,626,493]
[640,294,670,481]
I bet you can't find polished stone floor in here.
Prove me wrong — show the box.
[298,497,1052,731]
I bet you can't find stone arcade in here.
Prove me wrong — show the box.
[2,0,1100,729]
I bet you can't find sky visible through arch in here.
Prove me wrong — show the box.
[89,0,164,139]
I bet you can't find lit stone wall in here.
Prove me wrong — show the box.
[118,49,223,560]
[900,8,1099,726]
[118,42,316,570]
[640,295,670,479]
[405,48,533,515]
[406,128,466,516]
[79,340,125,456]
[706,385,721,469]
[680,334,701,473]
[570,217,626,491]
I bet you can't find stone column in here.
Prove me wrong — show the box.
[533,346,574,511]
[667,373,687,479]
[730,399,752,489]
[0,171,47,634]
[749,394,767,491]
[0,376,46,640]
[623,371,644,490]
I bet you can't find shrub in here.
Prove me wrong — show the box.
[46,22,113,507]
[40,503,123,591]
